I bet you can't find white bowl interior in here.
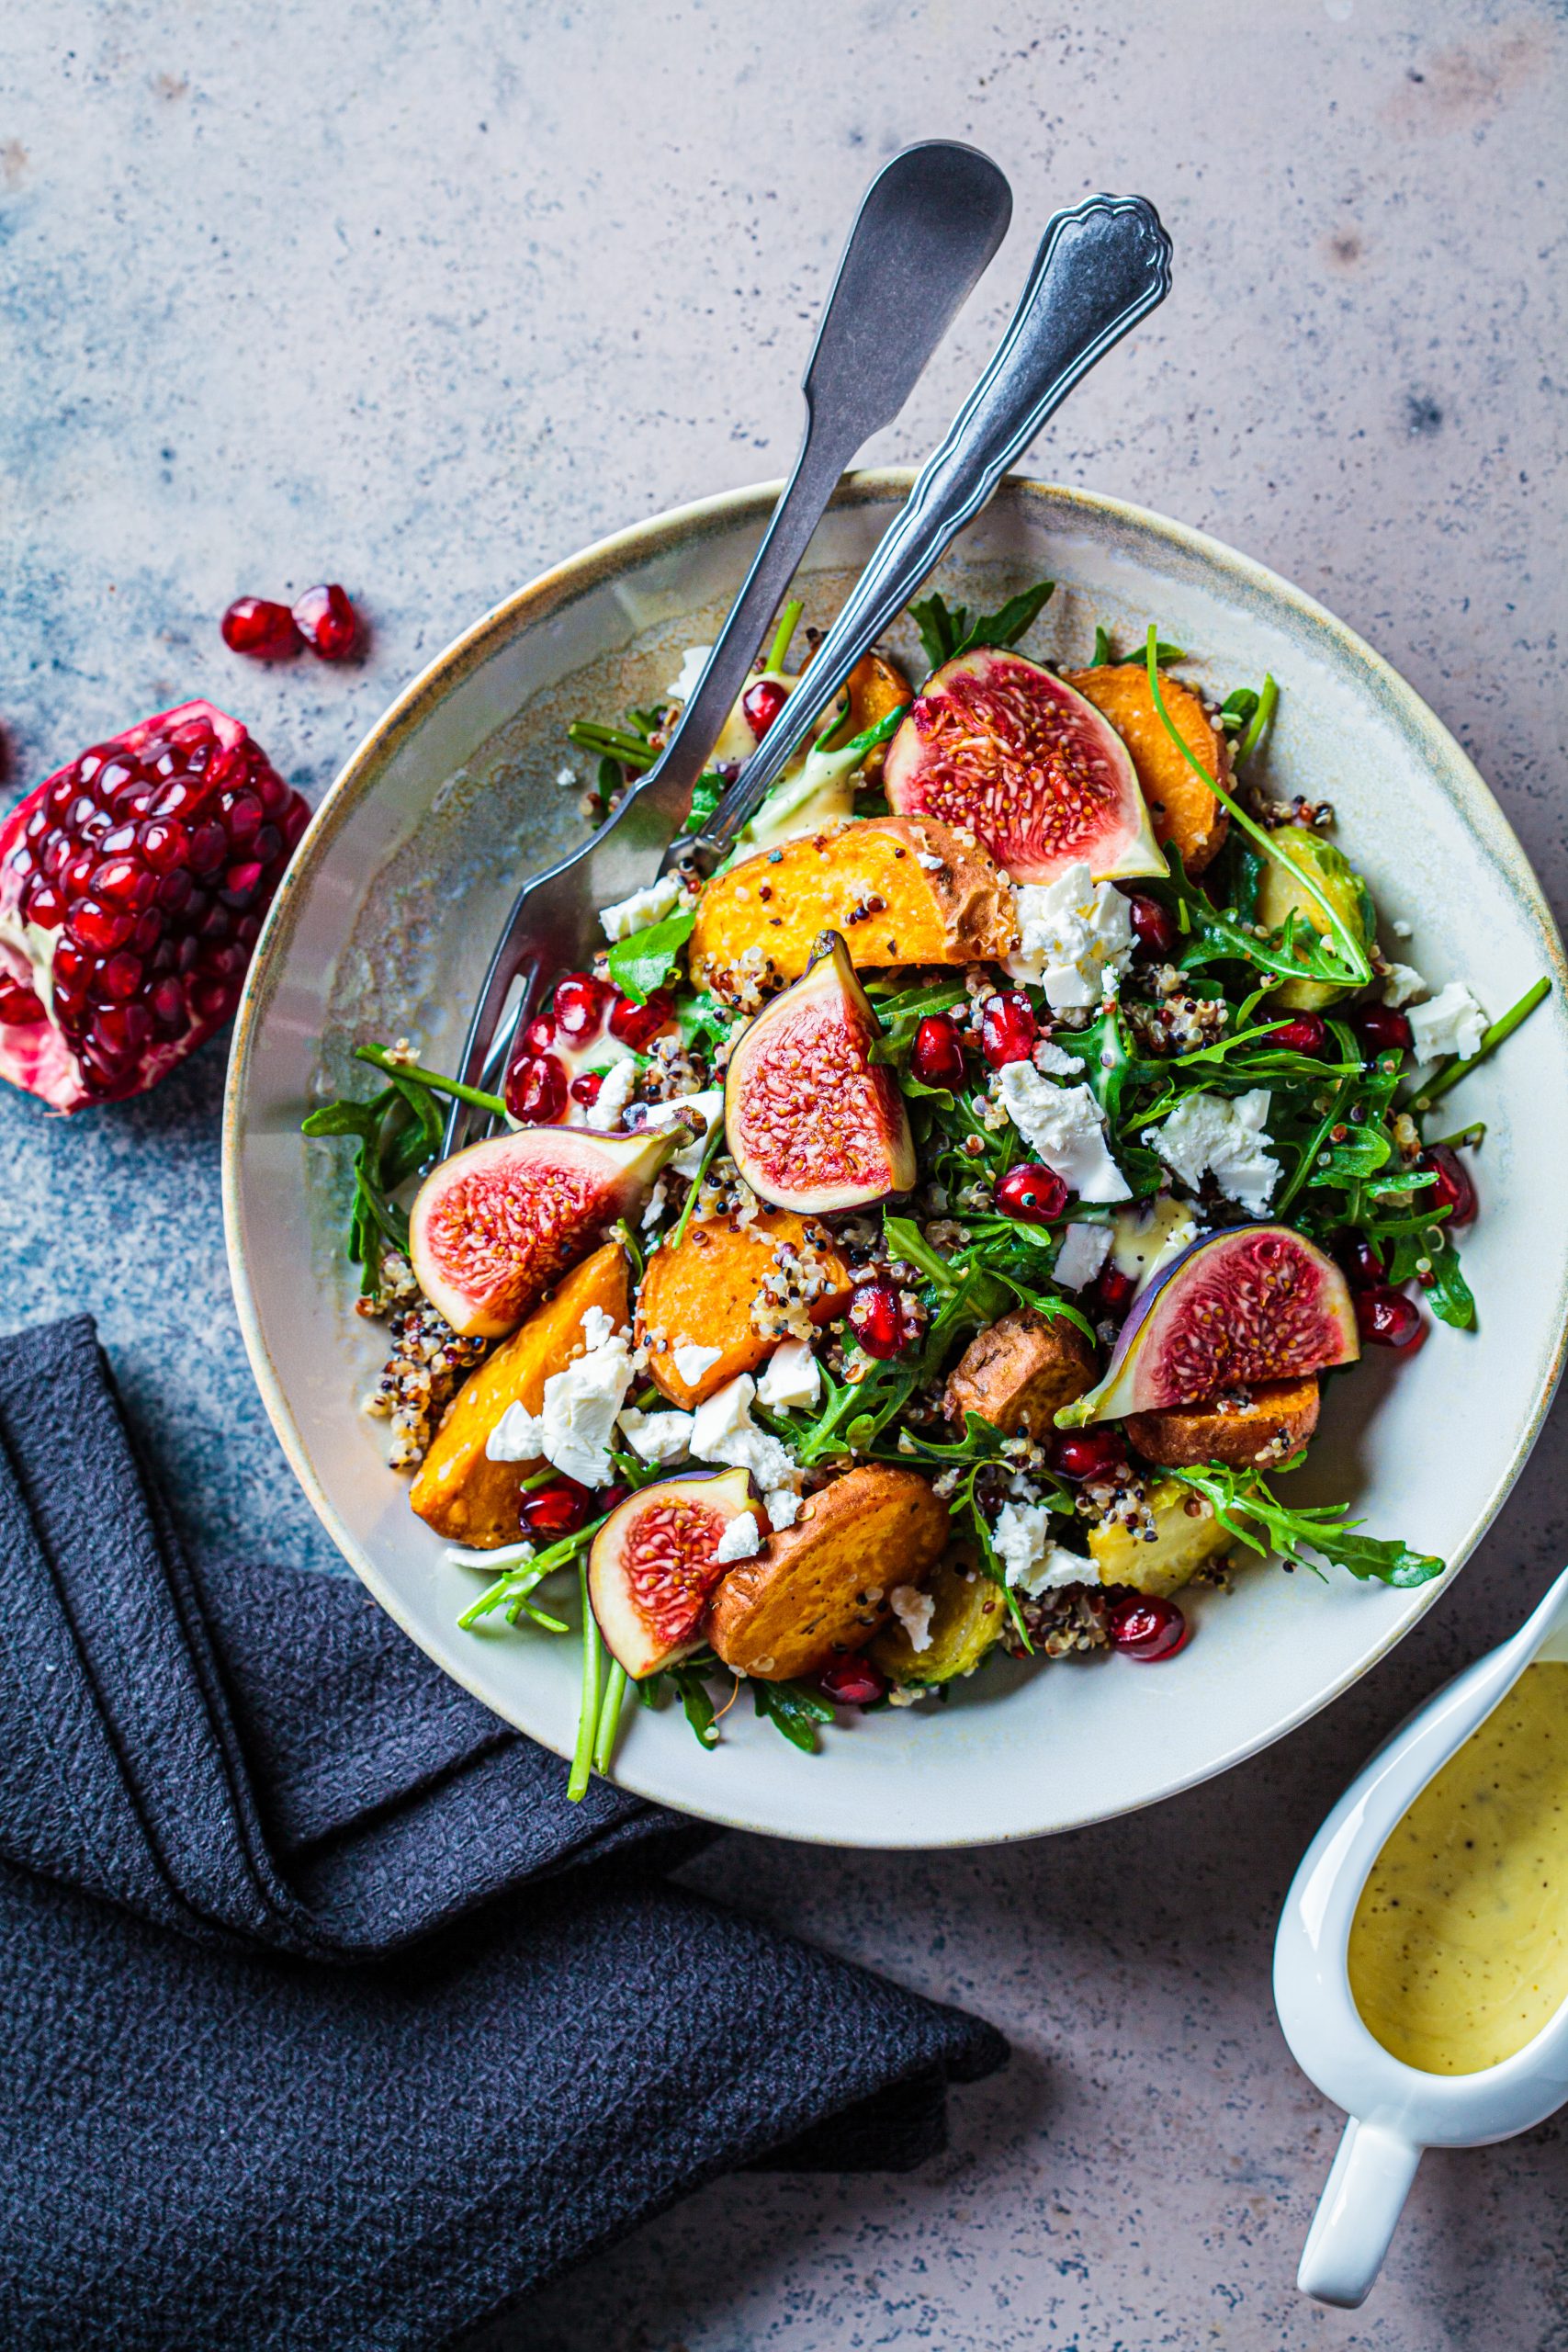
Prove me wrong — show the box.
[224,475,1568,1847]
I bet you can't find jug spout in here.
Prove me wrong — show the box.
[1298,2116,1422,2307]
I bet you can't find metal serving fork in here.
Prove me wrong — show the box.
[443,140,1014,1154]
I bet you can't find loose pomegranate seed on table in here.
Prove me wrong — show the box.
[220,596,302,660]
[741,678,788,740]
[994,1161,1067,1224]
[980,989,1036,1069]
[292,582,360,662]
[819,1657,887,1708]
[0,700,308,1110]
[1124,890,1179,962]
[521,1476,595,1538]
[1269,1012,1326,1053]
[909,1012,966,1091]
[849,1280,905,1360]
[1108,1591,1190,1660]
[1052,1428,1126,1482]
[504,1052,568,1125]
[608,987,673,1050]
[1356,1004,1413,1057]
[1421,1144,1477,1227]
[1355,1285,1426,1350]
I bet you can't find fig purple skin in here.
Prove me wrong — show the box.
[884,647,1167,886]
[1058,1223,1359,1425]
[588,1464,759,1679]
[725,931,915,1214]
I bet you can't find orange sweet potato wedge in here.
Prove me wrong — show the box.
[409,1242,629,1546]
[1064,663,1230,876]
[1126,1375,1320,1471]
[637,1208,853,1409]
[816,649,910,781]
[942,1307,1097,1438]
[707,1466,950,1679]
[689,815,1017,1003]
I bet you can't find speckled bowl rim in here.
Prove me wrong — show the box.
[222,469,1568,1846]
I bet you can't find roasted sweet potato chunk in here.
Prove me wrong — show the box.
[409,1243,628,1546]
[842,650,910,780]
[637,1208,853,1408]
[1065,663,1230,876]
[689,816,1016,1004]
[942,1307,1097,1438]
[1126,1375,1320,1470]
[707,1466,950,1680]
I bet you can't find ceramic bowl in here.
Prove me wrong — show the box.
[222,470,1568,1848]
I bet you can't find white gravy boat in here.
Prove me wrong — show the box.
[1274,1561,1568,2308]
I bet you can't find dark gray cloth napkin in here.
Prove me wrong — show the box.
[0,1316,1005,2352]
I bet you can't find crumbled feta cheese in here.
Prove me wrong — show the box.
[915,851,945,872]
[1408,981,1488,1065]
[1033,1036,1085,1078]
[599,872,684,942]
[992,1502,1094,1595]
[1111,1197,1201,1295]
[1053,1221,1111,1291]
[763,1487,801,1529]
[1382,962,1427,1009]
[584,1058,640,1131]
[689,1373,797,1492]
[1145,1090,1280,1215]
[672,1341,722,1387]
[713,1511,761,1564]
[666,644,713,704]
[485,1321,635,1487]
[1005,860,1134,1009]
[754,1338,821,1412]
[617,1407,694,1465]
[888,1584,935,1652]
[640,1175,670,1232]
[997,1065,1129,1202]
[555,765,577,789]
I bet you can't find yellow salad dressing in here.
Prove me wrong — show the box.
[1348,1662,1568,2075]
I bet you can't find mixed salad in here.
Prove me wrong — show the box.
[307,580,1548,1794]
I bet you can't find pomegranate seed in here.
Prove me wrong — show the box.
[1053,1428,1126,1482]
[849,1280,905,1359]
[223,792,263,843]
[96,951,144,1002]
[741,678,788,740]
[553,971,609,1041]
[596,1484,630,1518]
[505,1052,568,1125]
[1422,1145,1477,1227]
[1089,1263,1135,1318]
[521,1476,595,1537]
[1269,1012,1326,1054]
[190,977,238,1023]
[1108,1592,1190,1661]
[157,867,195,913]
[67,899,135,955]
[91,856,155,910]
[22,882,64,929]
[570,1070,604,1106]
[1355,1285,1425,1350]
[0,977,46,1024]
[151,978,187,1031]
[910,1012,966,1091]
[995,1162,1068,1224]
[609,988,675,1050]
[819,1657,887,1708]
[221,597,302,660]
[292,583,359,662]
[980,990,1037,1069]
[1356,1004,1413,1057]
[222,860,265,901]
[1340,1234,1387,1290]
[1125,891,1179,961]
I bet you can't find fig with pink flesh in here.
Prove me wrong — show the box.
[725,931,916,1214]
[589,1466,761,1679]
[409,1125,677,1339]
[1059,1224,1359,1426]
[884,648,1166,885]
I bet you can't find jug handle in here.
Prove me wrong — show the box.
[1298,2117,1422,2307]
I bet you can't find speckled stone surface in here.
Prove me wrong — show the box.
[4,3,1566,2345]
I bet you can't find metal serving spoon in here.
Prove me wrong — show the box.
[444,140,1014,1153]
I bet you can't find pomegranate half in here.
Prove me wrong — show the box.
[885,648,1166,885]
[589,1465,762,1678]
[409,1125,677,1338]
[1061,1224,1359,1424]
[725,931,916,1214]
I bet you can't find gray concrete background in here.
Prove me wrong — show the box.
[3,3,1565,2346]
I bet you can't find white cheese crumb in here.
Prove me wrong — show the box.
[1382,962,1427,1009]
[1145,1089,1280,1215]
[997,1065,1130,1202]
[1033,1036,1085,1077]
[689,1373,798,1493]
[616,1407,694,1465]
[672,1341,723,1387]
[555,765,577,789]
[915,851,945,872]
[754,1338,821,1412]
[584,1058,640,1131]
[1392,918,1413,940]
[1005,860,1134,1009]
[992,1502,1094,1595]
[1053,1221,1111,1292]
[599,872,683,942]
[713,1511,761,1565]
[640,1174,670,1232]
[888,1583,935,1652]
[1407,981,1488,1065]
[486,1323,634,1487]
[763,1487,801,1529]
[666,645,713,704]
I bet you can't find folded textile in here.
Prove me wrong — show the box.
[0,1317,1007,2352]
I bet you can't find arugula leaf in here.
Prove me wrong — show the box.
[909,578,1055,673]
[607,906,697,1003]
[1420,1239,1476,1331]
[1168,1462,1444,1589]
[680,772,726,837]
[1091,622,1114,665]
[669,1663,721,1749]
[752,1678,835,1753]
[910,594,963,674]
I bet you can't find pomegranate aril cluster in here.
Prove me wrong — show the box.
[221,583,360,662]
[503,973,677,1126]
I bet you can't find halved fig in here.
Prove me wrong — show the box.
[589,1465,761,1679]
[409,1125,677,1339]
[725,931,915,1213]
[1059,1225,1359,1425]
[885,648,1166,885]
